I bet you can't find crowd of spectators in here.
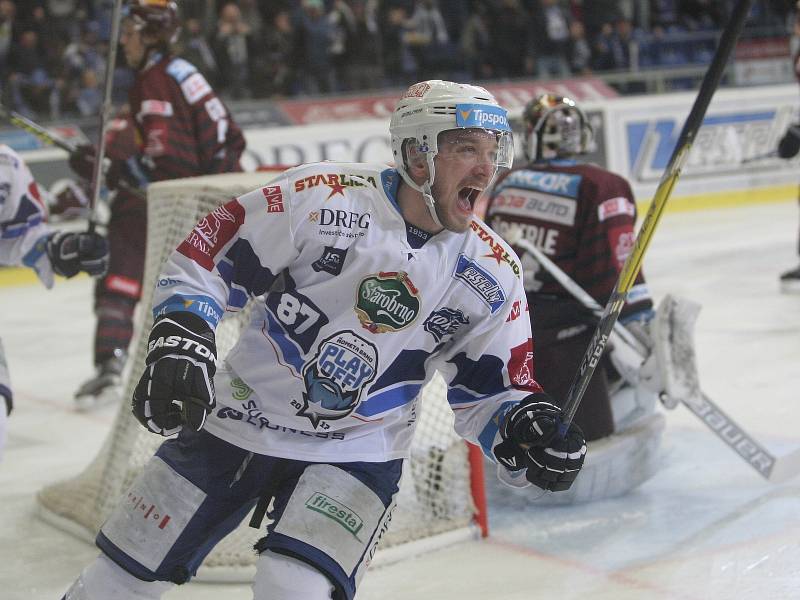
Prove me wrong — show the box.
[0,0,794,120]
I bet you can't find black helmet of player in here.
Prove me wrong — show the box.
[522,94,593,162]
[124,0,180,48]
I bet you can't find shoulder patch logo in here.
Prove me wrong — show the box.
[262,185,284,213]
[452,254,506,314]
[177,200,245,270]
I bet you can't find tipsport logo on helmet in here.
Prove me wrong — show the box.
[456,104,511,132]
[300,331,378,428]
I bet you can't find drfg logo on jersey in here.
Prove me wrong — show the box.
[300,331,378,427]
[355,271,421,333]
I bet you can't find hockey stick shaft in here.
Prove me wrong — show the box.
[0,103,146,202]
[0,104,76,152]
[87,0,125,234]
[557,0,753,435]
[512,238,787,481]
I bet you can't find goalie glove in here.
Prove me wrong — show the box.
[132,312,217,436]
[493,393,587,492]
[46,231,109,278]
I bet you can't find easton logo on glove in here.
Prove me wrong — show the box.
[132,312,218,437]
[147,335,217,362]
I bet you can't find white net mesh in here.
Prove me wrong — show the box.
[37,171,481,579]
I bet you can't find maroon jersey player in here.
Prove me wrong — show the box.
[485,94,654,443]
[69,0,246,408]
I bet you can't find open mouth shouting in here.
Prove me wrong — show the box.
[456,186,483,215]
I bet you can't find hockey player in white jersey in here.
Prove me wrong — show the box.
[61,81,587,600]
[0,144,108,461]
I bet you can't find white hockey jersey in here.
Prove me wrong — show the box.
[155,162,541,463]
[0,145,53,287]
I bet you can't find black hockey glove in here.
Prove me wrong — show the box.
[494,393,587,492]
[778,124,800,159]
[46,231,109,278]
[132,312,217,436]
[68,144,131,191]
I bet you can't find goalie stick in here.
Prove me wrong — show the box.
[509,234,800,482]
[0,103,146,202]
[554,0,754,438]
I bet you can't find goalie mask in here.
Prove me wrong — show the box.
[390,80,514,227]
[523,94,593,162]
[124,0,180,46]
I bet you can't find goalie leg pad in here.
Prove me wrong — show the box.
[253,550,335,600]
[611,384,658,433]
[531,411,666,505]
[62,554,172,600]
[259,461,402,600]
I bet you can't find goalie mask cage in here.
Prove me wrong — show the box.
[36,170,488,581]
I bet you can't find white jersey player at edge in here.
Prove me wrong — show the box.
[0,144,107,462]
[61,81,587,600]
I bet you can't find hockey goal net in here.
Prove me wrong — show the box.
[37,170,488,580]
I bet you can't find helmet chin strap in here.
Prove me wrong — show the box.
[422,153,443,229]
[422,181,443,230]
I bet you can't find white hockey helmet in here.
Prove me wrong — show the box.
[522,93,593,162]
[390,80,514,222]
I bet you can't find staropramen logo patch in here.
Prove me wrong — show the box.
[355,271,420,333]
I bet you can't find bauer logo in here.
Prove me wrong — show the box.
[455,104,511,132]
[305,492,364,539]
[452,254,506,314]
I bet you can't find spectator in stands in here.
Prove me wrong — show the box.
[8,29,61,119]
[380,5,417,86]
[328,0,356,91]
[489,0,534,78]
[74,67,101,117]
[680,0,725,30]
[295,0,334,94]
[591,21,617,71]
[345,0,384,91]
[213,2,253,99]
[460,2,493,80]
[257,9,296,97]
[404,0,451,80]
[531,0,572,80]
[568,19,592,74]
[178,16,219,86]
[0,0,16,84]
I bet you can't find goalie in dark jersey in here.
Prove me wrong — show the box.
[485,94,666,503]
[68,0,246,409]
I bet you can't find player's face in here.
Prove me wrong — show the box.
[120,20,147,68]
[431,129,499,233]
